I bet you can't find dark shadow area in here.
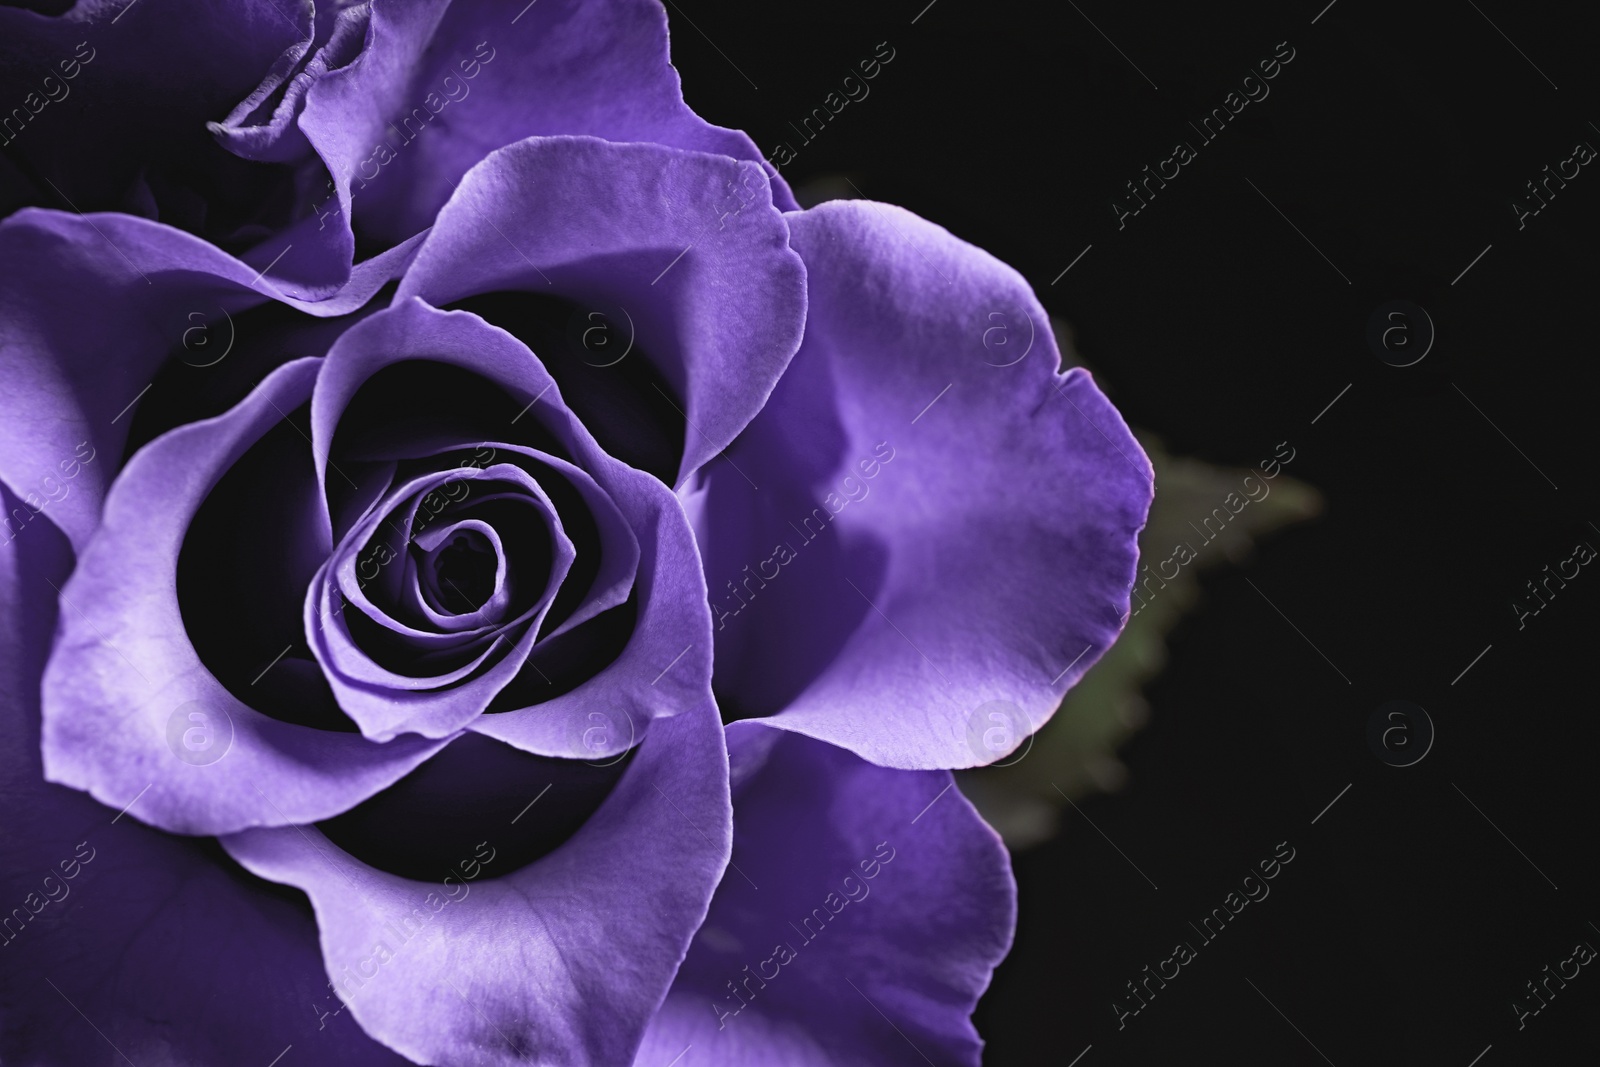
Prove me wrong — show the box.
[318,731,635,881]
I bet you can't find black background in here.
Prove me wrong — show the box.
[672,1,1598,1063]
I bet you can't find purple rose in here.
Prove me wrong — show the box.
[0,5,1151,1065]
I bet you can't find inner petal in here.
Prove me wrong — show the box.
[315,464,575,686]
[397,490,557,638]
[415,521,505,618]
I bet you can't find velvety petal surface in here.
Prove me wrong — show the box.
[296,0,795,272]
[0,209,409,555]
[40,359,453,836]
[692,200,1153,769]
[223,696,732,1067]
[397,135,807,486]
[633,721,1015,1066]
[311,298,716,759]
[0,484,408,1066]
[209,2,367,165]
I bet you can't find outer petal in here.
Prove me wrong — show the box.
[0,485,407,1065]
[0,209,409,555]
[397,135,807,486]
[299,0,795,269]
[693,200,1153,769]
[634,722,1015,1066]
[0,0,306,214]
[222,697,732,1067]
[39,359,453,836]
[200,2,376,295]
[311,298,716,759]
[209,3,367,165]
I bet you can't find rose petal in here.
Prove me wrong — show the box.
[296,0,795,271]
[467,445,640,642]
[222,697,732,1067]
[0,0,419,296]
[200,2,377,295]
[39,358,454,836]
[397,135,807,485]
[329,465,573,650]
[0,210,413,553]
[312,298,715,759]
[471,465,710,759]
[209,3,368,165]
[407,518,513,629]
[330,436,641,644]
[306,463,578,743]
[0,489,407,1064]
[0,0,307,214]
[693,200,1153,769]
[633,722,1015,1065]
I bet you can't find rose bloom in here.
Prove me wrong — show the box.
[0,2,1151,1065]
